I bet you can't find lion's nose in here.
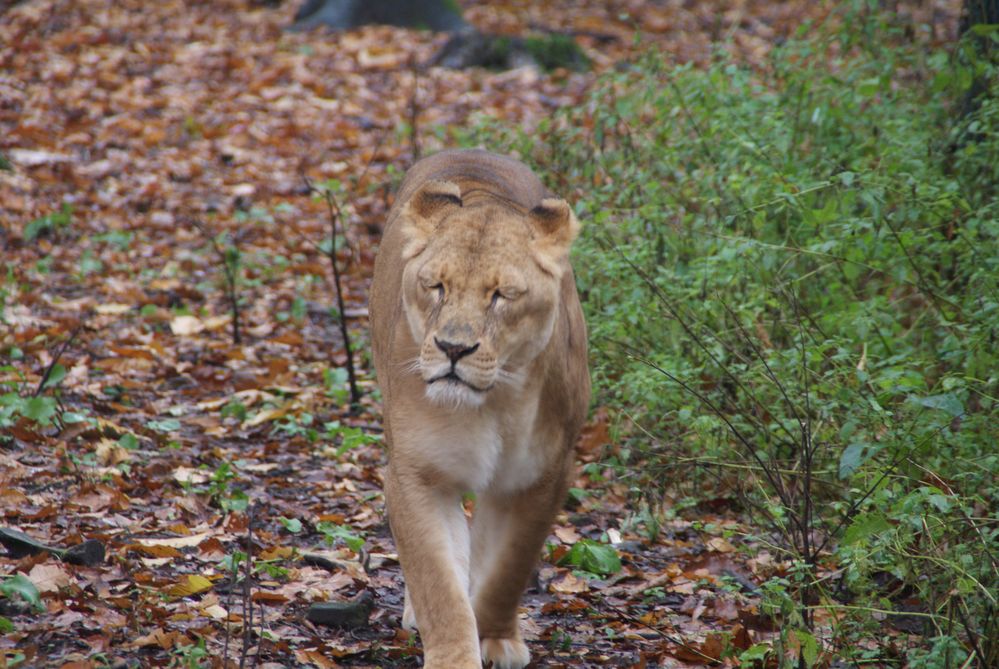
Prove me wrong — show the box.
[434,338,479,364]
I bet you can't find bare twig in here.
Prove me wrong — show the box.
[302,177,363,412]
[222,550,237,668]
[882,212,963,320]
[239,505,254,669]
[192,219,242,345]
[34,325,81,397]
[596,595,721,665]
[408,55,422,164]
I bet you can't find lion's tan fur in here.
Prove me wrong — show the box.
[369,149,590,668]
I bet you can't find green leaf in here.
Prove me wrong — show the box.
[221,490,249,513]
[279,517,303,533]
[0,616,13,633]
[842,512,891,545]
[799,629,819,667]
[969,23,999,36]
[41,364,66,390]
[928,493,952,513]
[838,441,876,479]
[146,418,182,433]
[740,643,771,662]
[559,539,622,575]
[118,433,139,450]
[61,411,88,424]
[0,574,44,612]
[22,397,57,425]
[909,393,963,417]
[317,522,364,552]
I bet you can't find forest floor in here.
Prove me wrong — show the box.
[0,1,961,667]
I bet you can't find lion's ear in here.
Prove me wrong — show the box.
[529,198,580,275]
[399,180,462,259]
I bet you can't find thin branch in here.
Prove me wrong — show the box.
[239,505,254,669]
[408,54,422,164]
[601,233,803,456]
[812,418,962,557]
[34,325,81,397]
[595,595,722,665]
[222,550,237,668]
[621,346,794,516]
[302,176,363,412]
[192,219,242,345]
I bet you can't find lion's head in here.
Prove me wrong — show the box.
[395,180,580,409]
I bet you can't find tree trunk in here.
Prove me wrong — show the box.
[958,0,998,121]
[961,0,999,34]
[292,0,466,32]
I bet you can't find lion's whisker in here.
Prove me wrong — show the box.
[395,357,423,375]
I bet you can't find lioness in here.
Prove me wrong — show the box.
[369,149,590,668]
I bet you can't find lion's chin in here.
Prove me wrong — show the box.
[424,378,487,410]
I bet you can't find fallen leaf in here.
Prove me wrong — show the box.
[706,536,737,553]
[172,467,210,485]
[554,526,581,544]
[94,303,132,315]
[27,563,72,593]
[125,543,183,558]
[137,532,210,548]
[550,570,590,594]
[169,315,204,335]
[163,574,213,598]
[295,648,341,668]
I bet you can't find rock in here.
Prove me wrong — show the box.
[292,0,466,33]
[0,527,53,558]
[432,30,590,72]
[306,590,374,628]
[0,527,105,566]
[63,539,106,566]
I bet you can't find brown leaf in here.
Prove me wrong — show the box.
[252,590,290,604]
[295,649,341,669]
[163,574,213,598]
[554,526,581,544]
[136,532,210,548]
[550,570,589,594]
[125,543,183,559]
[27,563,72,593]
[706,536,737,553]
[713,596,740,621]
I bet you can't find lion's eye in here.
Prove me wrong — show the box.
[431,283,445,301]
[491,288,521,307]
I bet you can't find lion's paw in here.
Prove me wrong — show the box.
[480,637,530,669]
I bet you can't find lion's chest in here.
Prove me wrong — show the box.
[402,400,546,493]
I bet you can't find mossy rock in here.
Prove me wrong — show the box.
[523,33,590,72]
[433,30,590,72]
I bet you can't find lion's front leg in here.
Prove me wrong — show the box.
[385,466,479,669]
[470,465,571,669]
